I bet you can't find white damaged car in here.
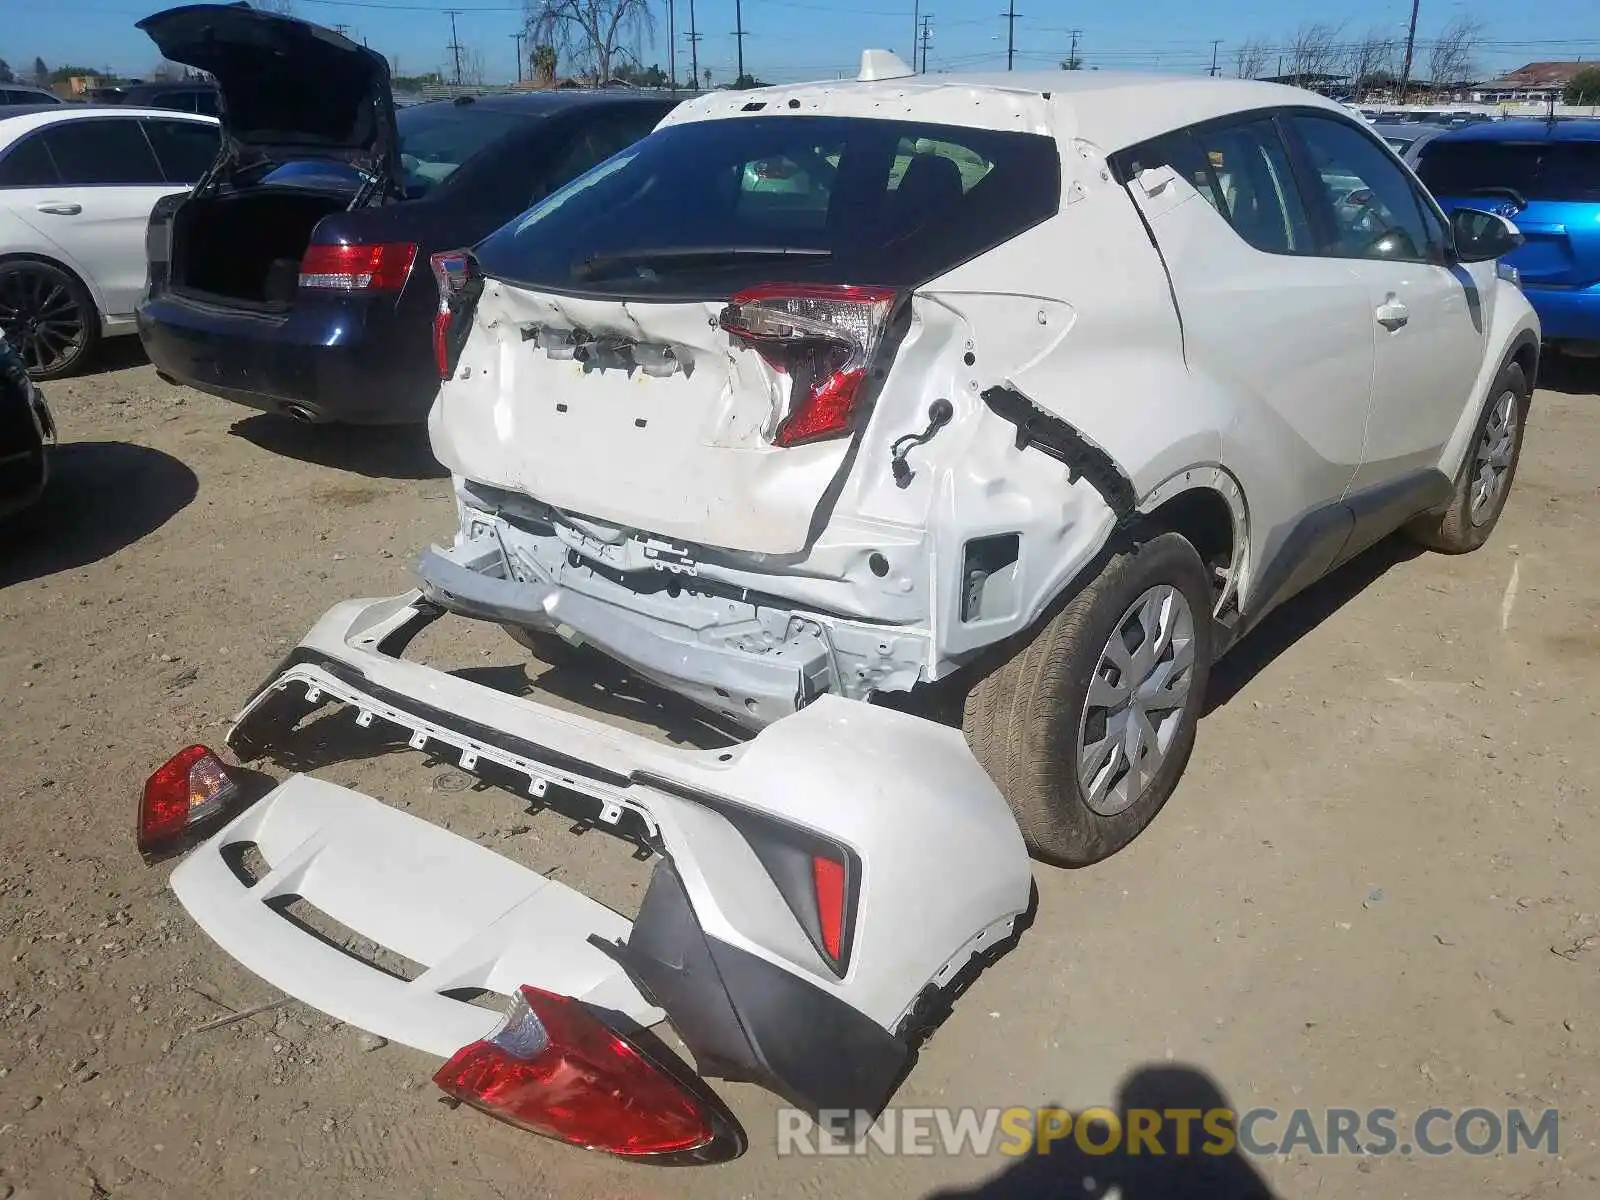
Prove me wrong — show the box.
[144,53,1537,1160]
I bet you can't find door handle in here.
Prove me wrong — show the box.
[35,202,82,216]
[1375,296,1409,331]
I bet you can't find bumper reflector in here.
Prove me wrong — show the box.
[433,984,716,1158]
[138,744,237,854]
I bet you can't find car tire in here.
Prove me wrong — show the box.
[1404,360,1530,554]
[0,258,100,381]
[962,532,1216,867]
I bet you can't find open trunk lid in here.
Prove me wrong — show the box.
[137,4,400,195]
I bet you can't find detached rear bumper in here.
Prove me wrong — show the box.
[185,592,1030,1118]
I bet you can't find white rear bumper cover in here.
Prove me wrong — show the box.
[175,592,1032,1117]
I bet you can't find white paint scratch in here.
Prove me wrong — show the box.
[1500,560,1520,633]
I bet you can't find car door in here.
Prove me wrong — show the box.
[16,117,187,320]
[1284,112,1489,494]
[1121,115,1375,554]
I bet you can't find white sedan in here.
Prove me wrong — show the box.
[0,104,218,377]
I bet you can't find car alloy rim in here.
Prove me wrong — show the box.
[1469,388,1519,527]
[0,266,85,375]
[1077,583,1196,818]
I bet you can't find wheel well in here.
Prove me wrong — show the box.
[1142,488,1235,593]
[1510,337,1539,388]
[0,253,102,321]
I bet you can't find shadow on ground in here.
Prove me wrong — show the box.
[1537,352,1600,397]
[926,1064,1276,1200]
[78,336,150,377]
[229,413,447,481]
[0,441,197,588]
[1204,534,1421,714]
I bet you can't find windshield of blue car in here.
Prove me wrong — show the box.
[259,103,528,196]
[1417,140,1600,203]
[473,114,1061,298]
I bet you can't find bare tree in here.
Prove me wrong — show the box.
[1285,20,1346,87]
[460,46,487,85]
[1233,38,1271,79]
[523,0,653,86]
[1427,16,1483,88]
[1344,28,1396,98]
[254,0,297,13]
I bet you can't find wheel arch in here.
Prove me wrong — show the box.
[1135,466,1250,618]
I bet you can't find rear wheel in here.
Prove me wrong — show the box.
[962,533,1216,867]
[1404,360,1529,554]
[0,259,99,380]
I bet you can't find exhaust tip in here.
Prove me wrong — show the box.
[282,404,318,424]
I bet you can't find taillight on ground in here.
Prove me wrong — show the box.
[434,984,717,1158]
[298,242,418,291]
[719,284,898,446]
[138,745,237,854]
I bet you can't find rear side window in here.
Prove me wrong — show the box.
[142,118,219,183]
[0,134,60,186]
[475,115,1061,297]
[42,119,164,185]
[1418,140,1600,204]
[395,104,529,191]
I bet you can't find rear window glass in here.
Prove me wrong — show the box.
[259,104,526,196]
[1417,140,1600,203]
[473,115,1061,297]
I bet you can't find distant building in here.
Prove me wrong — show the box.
[1473,61,1592,103]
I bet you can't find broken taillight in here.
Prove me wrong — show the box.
[719,283,898,447]
[138,744,237,854]
[434,984,718,1158]
[297,242,417,291]
[431,249,481,380]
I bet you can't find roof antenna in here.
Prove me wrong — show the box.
[858,49,915,83]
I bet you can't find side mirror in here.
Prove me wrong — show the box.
[1451,207,1525,263]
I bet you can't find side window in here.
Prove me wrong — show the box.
[1190,119,1313,255]
[142,118,220,183]
[1121,129,1228,218]
[42,119,165,185]
[1288,114,1436,263]
[0,133,61,187]
[192,91,220,117]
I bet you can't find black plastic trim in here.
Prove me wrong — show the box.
[981,385,1138,519]
[598,859,908,1120]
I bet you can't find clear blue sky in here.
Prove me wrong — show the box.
[12,0,1600,88]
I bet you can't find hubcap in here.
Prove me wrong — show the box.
[1469,389,1519,527]
[1077,584,1196,818]
[0,267,84,375]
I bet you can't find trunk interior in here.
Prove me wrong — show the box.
[171,189,351,307]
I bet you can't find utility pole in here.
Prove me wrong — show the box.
[510,30,524,82]
[733,0,745,84]
[446,10,464,86]
[686,0,701,91]
[667,0,676,91]
[1399,0,1421,104]
[1002,0,1018,71]
[332,22,349,37]
[919,14,933,73]
[1068,27,1082,69]
[912,0,919,71]
[1209,38,1222,76]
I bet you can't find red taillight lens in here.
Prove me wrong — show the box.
[431,249,476,380]
[434,985,716,1157]
[298,242,418,291]
[720,283,897,447]
[812,855,847,962]
[138,744,237,854]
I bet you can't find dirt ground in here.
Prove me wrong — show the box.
[2,344,1598,1199]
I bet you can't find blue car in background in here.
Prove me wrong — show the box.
[1414,120,1600,357]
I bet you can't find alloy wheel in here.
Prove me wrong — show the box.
[1077,584,1197,818]
[0,264,87,376]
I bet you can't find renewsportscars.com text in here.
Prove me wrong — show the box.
[778,1106,1560,1158]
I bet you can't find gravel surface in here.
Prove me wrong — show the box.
[1,349,1598,1198]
